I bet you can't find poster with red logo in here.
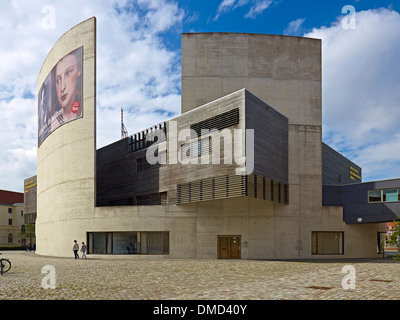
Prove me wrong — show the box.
[38,46,83,146]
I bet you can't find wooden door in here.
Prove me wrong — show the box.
[218,235,241,259]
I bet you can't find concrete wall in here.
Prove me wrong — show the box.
[180,32,385,259]
[36,17,97,257]
[161,89,246,204]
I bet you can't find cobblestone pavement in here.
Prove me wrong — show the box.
[0,251,399,300]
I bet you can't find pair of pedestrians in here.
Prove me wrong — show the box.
[73,240,87,259]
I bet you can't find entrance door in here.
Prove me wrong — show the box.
[218,235,241,259]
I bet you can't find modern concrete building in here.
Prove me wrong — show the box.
[0,190,24,247]
[34,17,399,259]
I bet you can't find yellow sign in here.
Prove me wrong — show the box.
[349,166,361,180]
[24,180,37,193]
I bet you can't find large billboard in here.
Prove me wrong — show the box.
[38,46,83,146]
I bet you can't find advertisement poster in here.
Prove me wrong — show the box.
[38,46,83,146]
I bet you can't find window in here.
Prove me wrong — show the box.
[190,108,239,137]
[368,189,400,203]
[181,137,211,160]
[8,208,12,214]
[383,189,397,202]
[135,192,167,205]
[8,233,13,243]
[87,231,169,255]
[8,219,12,226]
[368,190,381,202]
[377,232,386,254]
[312,231,344,255]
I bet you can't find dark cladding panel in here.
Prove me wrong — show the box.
[322,143,361,185]
[96,138,160,206]
[245,90,288,184]
[323,179,400,224]
[322,185,341,206]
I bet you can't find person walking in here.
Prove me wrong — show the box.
[73,240,79,259]
[81,241,87,259]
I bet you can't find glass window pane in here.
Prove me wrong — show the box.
[148,232,163,254]
[140,232,148,254]
[92,232,107,254]
[368,190,381,202]
[107,232,113,254]
[163,232,169,254]
[88,233,93,254]
[383,189,397,202]
[312,231,343,254]
[112,232,138,254]
[377,232,386,253]
[311,232,318,254]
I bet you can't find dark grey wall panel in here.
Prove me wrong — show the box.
[322,185,341,206]
[323,178,400,223]
[96,138,160,206]
[322,143,361,185]
[245,90,288,184]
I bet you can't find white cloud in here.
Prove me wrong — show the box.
[214,0,271,20]
[284,18,306,35]
[304,8,400,181]
[244,0,272,19]
[0,0,185,192]
[214,0,240,21]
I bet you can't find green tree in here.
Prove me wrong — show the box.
[389,221,400,261]
[20,223,36,247]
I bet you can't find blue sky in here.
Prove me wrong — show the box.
[179,0,398,41]
[0,0,400,192]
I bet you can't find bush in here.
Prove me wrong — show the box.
[389,221,400,261]
[0,246,25,251]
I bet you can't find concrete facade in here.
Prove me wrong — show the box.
[36,17,97,257]
[35,21,386,259]
[179,33,385,259]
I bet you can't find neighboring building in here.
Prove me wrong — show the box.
[0,190,24,247]
[23,175,37,246]
[24,176,37,223]
[34,17,399,259]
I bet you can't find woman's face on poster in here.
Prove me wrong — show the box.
[55,53,81,110]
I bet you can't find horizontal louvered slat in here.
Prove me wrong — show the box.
[177,173,289,205]
[190,108,239,138]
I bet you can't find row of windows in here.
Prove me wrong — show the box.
[181,136,212,160]
[134,136,213,170]
[105,192,168,206]
[128,123,167,153]
[129,109,239,155]
[3,218,27,225]
[87,232,169,255]
[83,231,385,256]
[312,231,386,255]
[368,189,400,203]
[4,227,34,243]
[5,208,23,215]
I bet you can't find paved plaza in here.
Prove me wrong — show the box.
[0,251,399,300]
